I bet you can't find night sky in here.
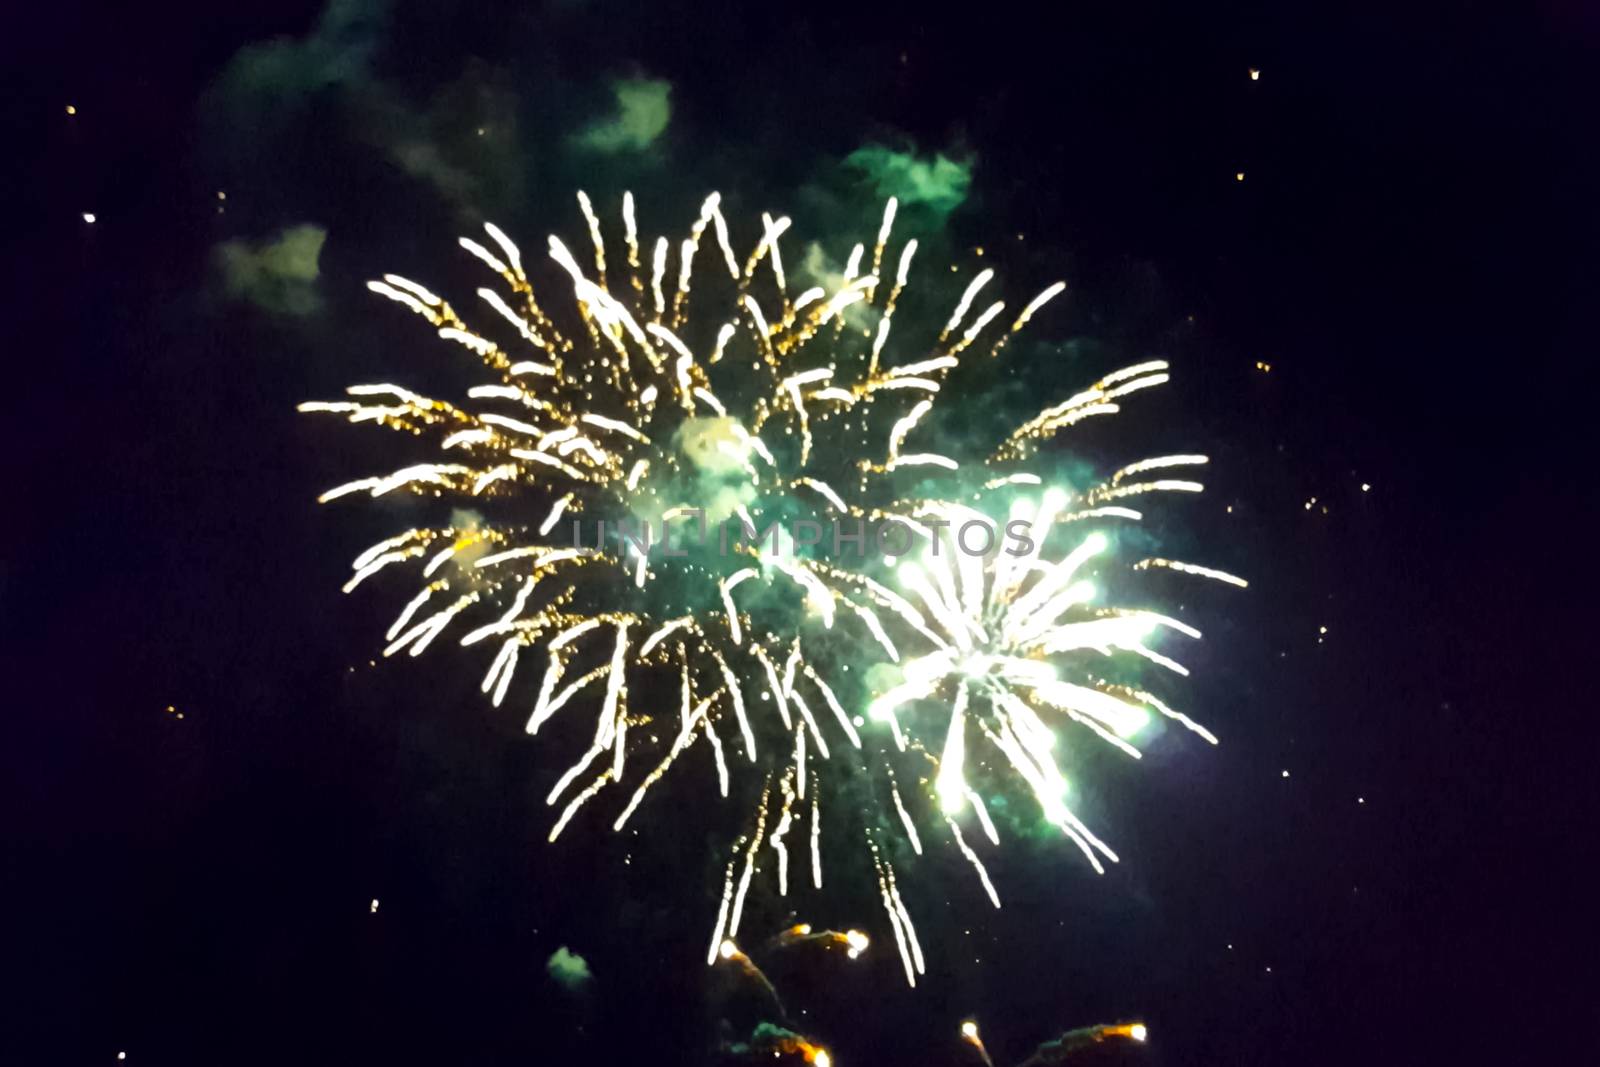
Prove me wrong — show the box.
[5,2,1595,1064]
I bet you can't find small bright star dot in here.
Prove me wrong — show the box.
[369,899,379,913]
[82,213,96,224]
[117,1055,126,1061]
[1249,68,1261,80]
[1281,769,1290,778]
[66,104,78,115]
[1361,482,1371,491]
[1235,171,1246,181]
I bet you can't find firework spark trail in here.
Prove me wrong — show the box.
[302,191,1242,984]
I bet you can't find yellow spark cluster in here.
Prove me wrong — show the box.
[302,191,1240,985]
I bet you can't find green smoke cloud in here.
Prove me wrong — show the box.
[214,224,327,316]
[575,77,672,153]
[545,946,593,989]
[844,145,973,216]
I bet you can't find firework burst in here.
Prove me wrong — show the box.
[301,192,1243,985]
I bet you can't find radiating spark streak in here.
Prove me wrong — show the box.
[440,328,499,357]
[381,274,443,307]
[639,617,693,657]
[789,691,830,760]
[802,664,861,748]
[386,582,442,641]
[842,244,864,284]
[1105,373,1169,400]
[728,795,770,937]
[769,774,796,895]
[810,788,822,888]
[752,646,793,731]
[936,685,970,814]
[488,639,521,706]
[721,569,756,645]
[891,781,923,855]
[941,268,995,341]
[366,280,440,321]
[581,412,651,443]
[887,356,958,379]
[613,696,712,830]
[707,849,740,964]
[872,846,918,986]
[894,239,917,290]
[872,198,898,276]
[318,463,474,503]
[704,716,730,797]
[622,192,640,274]
[596,623,631,761]
[710,322,736,364]
[888,400,932,462]
[886,858,925,981]
[795,722,807,800]
[887,452,959,471]
[870,376,939,393]
[966,787,1000,845]
[650,237,669,316]
[706,193,739,279]
[1014,281,1066,328]
[950,299,1006,355]
[676,238,694,314]
[1091,478,1204,502]
[848,603,900,662]
[1058,505,1143,523]
[948,819,1001,908]
[548,769,611,842]
[715,651,758,761]
[442,429,493,449]
[481,222,525,280]
[760,212,790,293]
[537,664,609,731]
[382,594,473,657]
[538,495,573,536]
[459,236,510,278]
[549,619,601,651]
[1111,453,1209,484]
[507,448,587,481]
[477,287,551,352]
[576,190,607,287]
[473,545,584,570]
[1134,689,1218,744]
[342,545,427,592]
[479,412,544,437]
[692,388,727,415]
[798,478,848,513]
[1134,558,1249,587]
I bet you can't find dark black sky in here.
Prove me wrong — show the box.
[3,2,1594,1064]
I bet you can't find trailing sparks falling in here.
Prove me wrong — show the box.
[301,191,1244,985]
